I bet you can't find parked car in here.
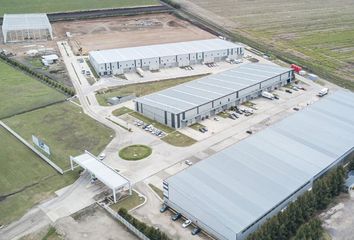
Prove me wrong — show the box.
[98,153,106,160]
[184,160,193,166]
[172,212,182,221]
[214,117,220,121]
[199,128,206,133]
[191,227,201,235]
[285,89,293,94]
[246,130,253,134]
[293,107,300,111]
[182,219,192,228]
[274,95,280,100]
[160,204,168,213]
[229,114,237,120]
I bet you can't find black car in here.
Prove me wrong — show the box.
[160,204,168,213]
[199,128,205,133]
[285,89,292,94]
[293,107,300,111]
[191,227,201,235]
[171,212,181,221]
[246,130,253,134]
[274,95,279,100]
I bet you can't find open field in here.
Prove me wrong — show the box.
[0,0,159,15]
[3,102,114,169]
[178,0,354,90]
[0,60,66,119]
[52,13,215,54]
[96,74,207,106]
[0,126,78,225]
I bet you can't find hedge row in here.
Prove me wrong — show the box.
[247,167,346,240]
[118,208,171,240]
[0,53,75,96]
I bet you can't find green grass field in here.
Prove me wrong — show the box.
[4,102,115,169]
[0,0,159,15]
[0,126,79,225]
[0,60,66,119]
[188,0,354,90]
[96,74,208,106]
[161,131,196,147]
[119,145,152,161]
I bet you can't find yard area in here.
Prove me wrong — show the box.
[0,60,66,119]
[0,0,159,15]
[181,0,354,90]
[3,102,114,170]
[161,131,196,147]
[0,126,79,225]
[110,190,145,211]
[112,107,133,117]
[96,75,207,106]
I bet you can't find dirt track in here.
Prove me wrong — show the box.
[52,13,215,54]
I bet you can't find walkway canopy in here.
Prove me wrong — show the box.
[70,151,131,202]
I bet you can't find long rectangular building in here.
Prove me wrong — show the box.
[2,14,53,43]
[135,63,294,128]
[88,39,244,76]
[163,90,354,240]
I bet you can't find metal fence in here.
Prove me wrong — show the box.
[104,205,150,240]
[0,121,64,174]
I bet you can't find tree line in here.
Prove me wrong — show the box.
[118,208,171,240]
[247,166,346,240]
[0,53,75,96]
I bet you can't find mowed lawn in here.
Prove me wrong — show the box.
[0,126,79,225]
[0,60,65,119]
[0,0,159,15]
[4,102,115,170]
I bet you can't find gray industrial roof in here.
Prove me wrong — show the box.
[136,63,291,114]
[2,14,51,31]
[166,90,354,238]
[89,39,242,64]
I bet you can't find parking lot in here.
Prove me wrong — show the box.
[179,81,321,141]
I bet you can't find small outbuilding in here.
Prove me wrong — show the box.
[2,14,53,43]
[41,54,58,65]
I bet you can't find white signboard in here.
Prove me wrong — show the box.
[32,135,51,155]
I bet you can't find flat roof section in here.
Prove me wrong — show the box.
[136,63,291,114]
[2,14,51,30]
[165,90,354,239]
[70,152,129,191]
[89,39,242,64]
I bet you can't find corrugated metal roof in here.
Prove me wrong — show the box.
[2,14,51,30]
[72,153,129,190]
[89,39,242,64]
[166,90,354,239]
[136,63,291,114]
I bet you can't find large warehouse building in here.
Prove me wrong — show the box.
[135,63,294,128]
[163,90,354,240]
[88,39,244,76]
[2,14,53,43]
